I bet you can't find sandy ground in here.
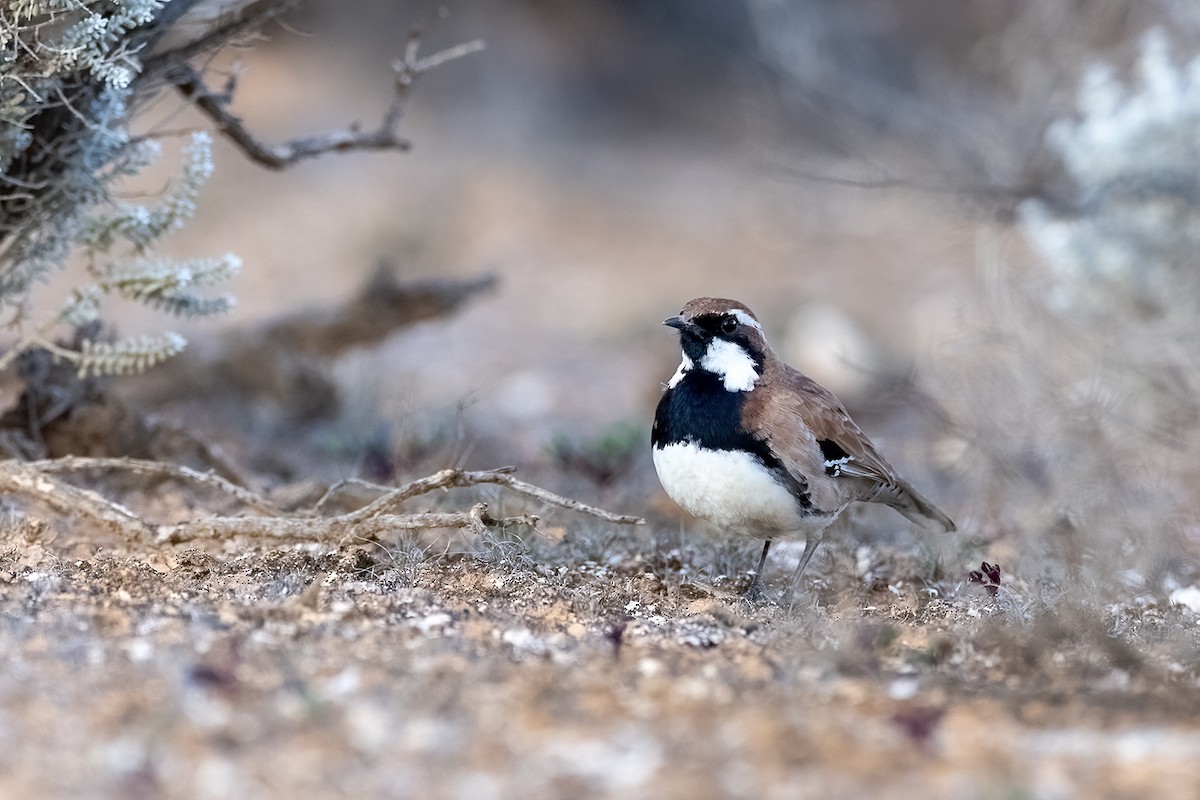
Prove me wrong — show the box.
[3,517,1200,799]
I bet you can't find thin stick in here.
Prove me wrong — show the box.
[151,420,260,489]
[140,0,306,82]
[312,477,389,514]
[26,456,278,514]
[336,467,645,525]
[490,471,646,525]
[174,37,484,171]
[157,503,539,545]
[0,461,153,540]
[3,458,639,548]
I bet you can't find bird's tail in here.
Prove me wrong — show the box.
[884,481,956,533]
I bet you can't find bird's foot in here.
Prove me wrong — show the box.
[740,575,778,607]
[776,579,819,613]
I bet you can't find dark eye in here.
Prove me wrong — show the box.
[720,316,738,335]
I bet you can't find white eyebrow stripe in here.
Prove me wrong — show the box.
[730,310,761,330]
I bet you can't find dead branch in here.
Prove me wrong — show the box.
[175,35,484,170]
[259,270,498,358]
[487,471,647,526]
[146,418,259,489]
[154,502,538,545]
[328,467,647,526]
[27,456,278,515]
[140,0,306,83]
[311,477,392,514]
[1,458,643,547]
[0,461,153,540]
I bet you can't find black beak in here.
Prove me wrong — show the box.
[663,315,697,334]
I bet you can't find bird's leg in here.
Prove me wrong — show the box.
[742,539,772,604]
[754,538,772,578]
[784,530,825,601]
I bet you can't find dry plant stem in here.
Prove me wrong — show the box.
[312,477,389,513]
[175,37,484,170]
[150,419,259,489]
[0,461,152,540]
[140,0,306,82]
[2,458,636,546]
[156,503,538,545]
[334,467,647,525]
[26,456,277,514]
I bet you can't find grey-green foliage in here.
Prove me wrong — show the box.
[1016,29,1200,420]
[1020,29,1200,313]
[992,28,1200,579]
[0,0,236,377]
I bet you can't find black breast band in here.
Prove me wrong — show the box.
[652,371,813,511]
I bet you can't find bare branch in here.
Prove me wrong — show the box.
[139,0,307,84]
[156,502,538,546]
[344,467,515,518]
[489,472,646,526]
[337,467,646,526]
[148,420,260,489]
[174,36,484,171]
[312,477,388,514]
[26,456,278,514]
[1,459,638,548]
[0,461,153,540]
[407,39,487,74]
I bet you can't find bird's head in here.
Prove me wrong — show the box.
[664,297,771,392]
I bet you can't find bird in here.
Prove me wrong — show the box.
[651,297,955,600]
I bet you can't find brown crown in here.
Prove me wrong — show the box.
[679,297,759,321]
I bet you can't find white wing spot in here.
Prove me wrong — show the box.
[823,456,852,477]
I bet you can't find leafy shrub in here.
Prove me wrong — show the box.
[1,2,237,376]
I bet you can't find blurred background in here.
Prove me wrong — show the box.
[25,0,1200,589]
[9,4,1200,797]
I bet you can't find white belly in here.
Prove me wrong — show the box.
[652,442,809,536]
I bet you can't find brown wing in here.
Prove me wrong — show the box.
[750,363,956,532]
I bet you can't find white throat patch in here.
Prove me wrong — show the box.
[666,354,693,388]
[700,338,760,392]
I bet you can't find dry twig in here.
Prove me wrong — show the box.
[322,467,647,525]
[140,0,306,82]
[175,35,484,170]
[155,502,540,545]
[1,459,643,547]
[0,461,153,540]
[27,456,278,514]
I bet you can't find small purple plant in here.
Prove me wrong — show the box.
[891,705,945,747]
[968,561,1002,596]
[606,620,627,658]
